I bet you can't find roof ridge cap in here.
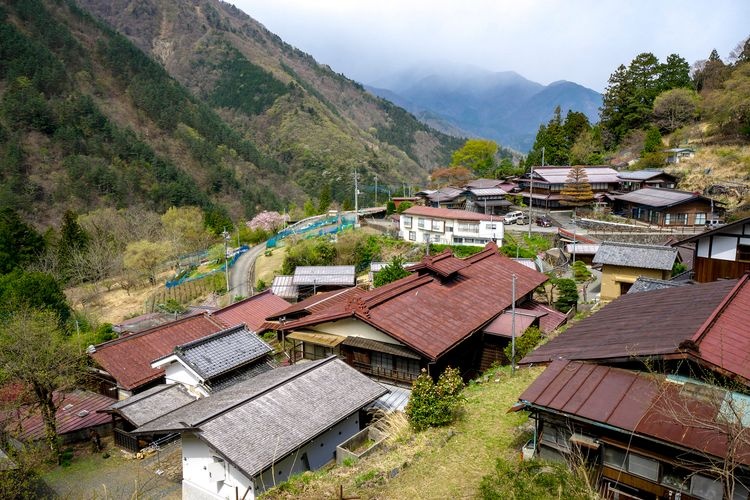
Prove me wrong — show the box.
[176,323,248,352]
[691,276,747,346]
[192,357,337,427]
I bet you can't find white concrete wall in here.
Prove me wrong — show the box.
[712,236,739,261]
[399,214,503,247]
[312,318,405,346]
[163,363,208,397]
[182,433,254,500]
[182,414,362,498]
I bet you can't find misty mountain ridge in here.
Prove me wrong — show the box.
[366,66,602,152]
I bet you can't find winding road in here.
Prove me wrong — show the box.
[228,243,266,298]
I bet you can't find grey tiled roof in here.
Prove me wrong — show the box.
[135,358,387,478]
[617,169,667,181]
[293,266,356,286]
[628,277,686,294]
[109,384,196,427]
[175,324,273,380]
[207,360,276,392]
[614,188,704,208]
[593,241,677,271]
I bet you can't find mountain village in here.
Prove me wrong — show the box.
[1,1,750,499]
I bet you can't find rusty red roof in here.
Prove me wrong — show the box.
[523,300,569,333]
[282,243,548,360]
[267,287,364,321]
[520,360,750,465]
[691,275,750,381]
[1,390,116,441]
[212,290,290,332]
[403,205,496,222]
[90,314,225,390]
[521,278,739,366]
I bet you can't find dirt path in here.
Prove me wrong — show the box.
[43,438,182,499]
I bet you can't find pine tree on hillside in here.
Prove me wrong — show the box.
[559,166,594,209]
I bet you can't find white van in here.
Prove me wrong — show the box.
[504,211,525,224]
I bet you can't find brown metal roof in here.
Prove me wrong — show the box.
[692,275,750,382]
[520,360,750,465]
[3,390,116,441]
[267,287,363,320]
[213,290,291,332]
[282,243,548,360]
[341,336,421,359]
[483,309,540,337]
[520,279,738,365]
[90,314,225,390]
[614,187,712,208]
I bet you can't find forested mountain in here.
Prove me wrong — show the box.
[0,0,461,228]
[367,67,602,152]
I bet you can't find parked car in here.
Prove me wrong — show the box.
[504,210,525,224]
[517,214,530,225]
[535,216,553,227]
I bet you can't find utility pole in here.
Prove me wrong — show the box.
[222,228,230,298]
[529,147,543,239]
[511,273,517,376]
[374,174,378,206]
[354,167,359,227]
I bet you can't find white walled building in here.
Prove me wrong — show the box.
[399,205,503,247]
[132,357,387,500]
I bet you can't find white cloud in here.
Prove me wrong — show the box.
[232,0,750,92]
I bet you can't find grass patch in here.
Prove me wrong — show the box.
[260,365,543,499]
[254,245,288,287]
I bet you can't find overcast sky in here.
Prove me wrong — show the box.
[231,1,749,92]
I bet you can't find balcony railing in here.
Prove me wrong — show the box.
[353,362,419,385]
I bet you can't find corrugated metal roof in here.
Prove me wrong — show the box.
[614,188,704,208]
[427,187,466,202]
[483,310,538,337]
[468,187,507,197]
[403,205,495,222]
[271,275,298,300]
[532,166,619,184]
[367,383,411,412]
[565,243,600,255]
[174,324,273,380]
[293,266,356,286]
[693,276,750,382]
[593,241,677,271]
[464,179,504,189]
[521,279,738,365]
[522,300,569,334]
[109,384,196,427]
[283,243,549,360]
[4,390,116,441]
[90,314,225,390]
[617,169,670,181]
[521,360,750,465]
[213,290,291,332]
[135,358,387,478]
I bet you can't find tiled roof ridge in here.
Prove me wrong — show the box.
[691,274,749,346]
[346,296,371,320]
[600,241,678,252]
[193,357,337,427]
[175,323,248,353]
[92,313,222,350]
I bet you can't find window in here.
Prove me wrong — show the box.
[540,425,571,451]
[664,213,671,225]
[738,245,750,262]
[446,226,453,232]
[695,212,706,225]
[402,216,412,229]
[691,475,723,500]
[417,218,426,229]
[487,223,497,230]
[431,220,444,232]
[372,352,393,371]
[674,213,688,225]
[457,222,479,233]
[603,446,659,482]
[432,234,441,243]
[408,231,416,241]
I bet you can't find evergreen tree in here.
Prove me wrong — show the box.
[694,49,729,92]
[562,110,591,152]
[658,54,692,91]
[559,166,594,209]
[57,210,88,281]
[600,64,632,148]
[0,208,45,274]
[642,126,663,154]
[527,106,568,165]
[318,184,332,213]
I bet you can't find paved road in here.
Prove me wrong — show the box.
[229,243,266,298]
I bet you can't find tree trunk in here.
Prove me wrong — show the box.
[35,384,61,463]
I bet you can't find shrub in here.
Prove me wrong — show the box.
[373,256,410,287]
[406,367,465,431]
[396,201,413,213]
[503,326,542,364]
[554,278,579,313]
[571,261,591,283]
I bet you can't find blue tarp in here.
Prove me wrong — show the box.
[166,245,249,288]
